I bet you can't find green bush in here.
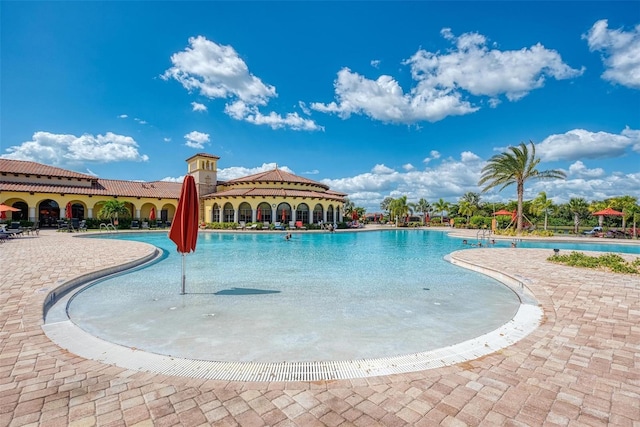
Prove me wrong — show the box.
[548,251,639,274]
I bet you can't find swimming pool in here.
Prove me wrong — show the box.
[62,230,531,363]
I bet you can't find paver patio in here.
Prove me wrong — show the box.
[0,229,638,426]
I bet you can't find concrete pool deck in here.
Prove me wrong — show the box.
[1,228,638,426]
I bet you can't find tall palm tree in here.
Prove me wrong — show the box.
[389,196,411,225]
[568,197,589,234]
[458,200,475,225]
[380,197,394,220]
[433,198,451,225]
[610,195,638,231]
[98,200,130,226]
[530,191,554,231]
[409,198,431,225]
[479,141,566,233]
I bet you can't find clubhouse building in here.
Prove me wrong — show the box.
[0,153,346,227]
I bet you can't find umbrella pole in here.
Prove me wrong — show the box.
[180,253,186,295]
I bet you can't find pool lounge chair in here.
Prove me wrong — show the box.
[274,222,285,230]
[141,221,150,230]
[295,221,306,230]
[237,221,246,230]
[130,220,140,229]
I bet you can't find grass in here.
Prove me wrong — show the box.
[548,251,640,274]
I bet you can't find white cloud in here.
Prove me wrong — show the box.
[460,151,481,163]
[303,169,319,175]
[372,164,396,174]
[0,131,149,167]
[423,150,441,164]
[163,137,171,142]
[537,127,640,161]
[371,60,381,69]
[191,102,207,112]
[402,163,415,171]
[217,163,293,181]
[312,28,582,124]
[184,131,210,149]
[163,35,321,131]
[118,114,128,119]
[134,118,147,125]
[584,20,640,89]
[568,161,605,178]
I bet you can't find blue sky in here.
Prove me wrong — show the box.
[1,1,639,211]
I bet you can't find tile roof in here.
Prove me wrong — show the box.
[0,179,182,198]
[206,187,345,201]
[0,158,96,180]
[226,168,330,190]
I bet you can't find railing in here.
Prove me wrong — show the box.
[476,228,492,242]
[99,223,117,233]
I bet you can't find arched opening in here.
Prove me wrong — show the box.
[238,202,252,223]
[223,202,234,222]
[327,205,335,223]
[211,203,220,222]
[313,204,324,224]
[277,203,292,224]
[38,199,60,227]
[296,203,309,224]
[257,202,271,223]
[70,202,85,220]
[6,201,28,222]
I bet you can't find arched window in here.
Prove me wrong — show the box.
[327,205,335,223]
[256,202,271,223]
[38,200,60,227]
[212,203,220,222]
[313,204,323,224]
[223,202,235,222]
[277,203,292,223]
[296,203,309,224]
[238,202,252,223]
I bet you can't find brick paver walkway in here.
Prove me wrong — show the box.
[0,230,638,426]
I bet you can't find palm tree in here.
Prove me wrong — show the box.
[568,197,589,234]
[409,198,431,225]
[98,200,130,227]
[433,198,451,225]
[389,196,411,225]
[457,200,475,225]
[479,141,566,233]
[610,195,638,231]
[530,191,554,231]
[380,196,394,220]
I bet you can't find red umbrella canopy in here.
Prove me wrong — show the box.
[169,175,199,254]
[493,209,515,216]
[65,202,72,219]
[592,207,624,216]
[149,207,156,221]
[0,204,20,213]
[0,211,5,220]
[257,207,262,221]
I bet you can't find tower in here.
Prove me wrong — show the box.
[185,153,219,197]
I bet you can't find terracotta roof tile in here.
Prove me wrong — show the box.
[0,158,96,179]
[226,168,329,190]
[0,179,182,198]
[206,187,344,201]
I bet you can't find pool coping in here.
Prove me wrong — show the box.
[42,237,543,382]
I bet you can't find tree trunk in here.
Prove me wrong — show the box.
[574,213,579,234]
[544,212,548,231]
[516,181,524,233]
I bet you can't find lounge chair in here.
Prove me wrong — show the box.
[6,222,23,236]
[78,220,87,232]
[237,221,246,230]
[274,222,285,230]
[131,220,140,229]
[141,221,150,230]
[248,223,258,230]
[288,221,296,229]
[295,221,306,230]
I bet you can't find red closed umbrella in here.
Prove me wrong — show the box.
[281,209,286,222]
[150,207,156,221]
[66,202,72,219]
[257,207,262,221]
[169,175,199,294]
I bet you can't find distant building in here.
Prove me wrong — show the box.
[0,153,346,226]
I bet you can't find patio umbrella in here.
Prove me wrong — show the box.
[257,207,261,221]
[592,207,624,228]
[492,209,514,216]
[0,204,20,213]
[65,202,72,219]
[281,209,286,222]
[149,207,156,221]
[169,175,199,294]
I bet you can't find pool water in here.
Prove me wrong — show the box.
[66,230,636,363]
